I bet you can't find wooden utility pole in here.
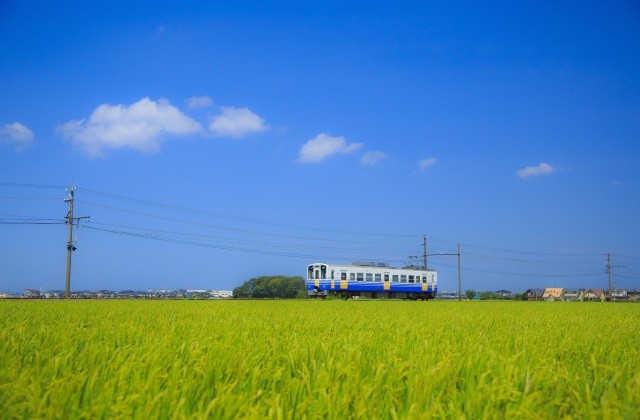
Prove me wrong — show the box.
[64,185,89,299]
[64,186,75,299]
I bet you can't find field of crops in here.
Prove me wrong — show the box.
[1,300,639,418]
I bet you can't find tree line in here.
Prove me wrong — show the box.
[233,276,307,299]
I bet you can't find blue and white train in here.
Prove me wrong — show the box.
[307,262,437,300]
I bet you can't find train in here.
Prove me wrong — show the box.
[307,262,437,300]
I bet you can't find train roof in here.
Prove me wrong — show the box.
[308,262,436,272]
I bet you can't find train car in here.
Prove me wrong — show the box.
[307,262,437,300]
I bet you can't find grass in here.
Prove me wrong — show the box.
[1,300,638,418]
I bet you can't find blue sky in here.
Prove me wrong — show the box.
[1,1,639,293]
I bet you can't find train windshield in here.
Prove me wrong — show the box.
[308,265,313,280]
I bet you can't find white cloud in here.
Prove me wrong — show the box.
[516,162,555,178]
[59,97,202,157]
[416,157,437,173]
[209,106,267,138]
[1,122,34,151]
[361,151,388,166]
[186,95,214,109]
[297,133,363,163]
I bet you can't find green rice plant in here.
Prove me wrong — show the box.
[0,300,638,418]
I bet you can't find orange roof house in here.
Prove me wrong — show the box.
[542,288,564,301]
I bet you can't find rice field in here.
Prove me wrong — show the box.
[1,300,639,418]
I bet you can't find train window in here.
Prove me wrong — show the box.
[321,265,327,279]
[384,274,389,282]
[308,266,313,279]
[350,273,355,280]
[392,275,398,282]
[331,270,335,280]
[315,270,320,280]
[357,273,364,281]
[422,276,427,283]
[375,274,382,282]
[366,273,372,282]
[408,275,414,283]
[341,272,347,281]
[400,275,406,283]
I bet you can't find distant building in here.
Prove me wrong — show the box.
[542,288,563,301]
[436,291,462,300]
[609,289,628,301]
[563,289,582,301]
[525,289,545,301]
[627,289,640,302]
[495,289,512,299]
[23,289,41,298]
[583,289,605,302]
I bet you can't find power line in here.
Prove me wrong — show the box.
[427,235,602,257]
[77,199,414,246]
[463,251,599,265]
[0,221,66,225]
[0,183,66,190]
[83,225,376,262]
[3,182,635,283]
[0,196,65,200]
[84,220,416,255]
[431,260,602,278]
[616,274,640,281]
[77,186,416,238]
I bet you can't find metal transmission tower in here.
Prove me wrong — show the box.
[64,185,89,299]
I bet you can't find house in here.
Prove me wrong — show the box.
[436,291,462,300]
[525,289,545,301]
[610,289,628,301]
[563,289,582,301]
[583,288,605,302]
[95,290,115,299]
[542,288,564,301]
[627,289,640,302]
[44,290,64,299]
[495,289,512,299]
[210,290,233,299]
[23,289,41,298]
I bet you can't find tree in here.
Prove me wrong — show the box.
[465,289,477,300]
[233,276,306,299]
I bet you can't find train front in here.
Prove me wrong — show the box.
[307,263,329,298]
